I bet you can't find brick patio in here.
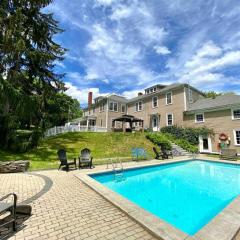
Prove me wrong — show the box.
[0,161,160,240]
[0,159,240,240]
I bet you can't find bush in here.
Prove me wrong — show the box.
[146,133,172,150]
[174,139,198,153]
[161,126,214,145]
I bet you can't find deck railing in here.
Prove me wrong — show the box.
[44,125,108,137]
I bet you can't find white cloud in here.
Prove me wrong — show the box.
[122,89,143,99]
[196,41,222,58]
[65,82,108,106]
[154,46,171,55]
[110,5,132,20]
[95,0,116,6]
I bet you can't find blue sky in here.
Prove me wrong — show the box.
[47,0,240,106]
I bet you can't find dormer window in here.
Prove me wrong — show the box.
[153,87,156,92]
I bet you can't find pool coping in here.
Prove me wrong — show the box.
[75,158,240,240]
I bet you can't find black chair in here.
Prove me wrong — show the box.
[0,193,17,231]
[57,149,77,171]
[79,148,93,169]
[153,147,165,160]
[159,145,173,159]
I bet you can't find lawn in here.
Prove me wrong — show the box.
[0,132,155,170]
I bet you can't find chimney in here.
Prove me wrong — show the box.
[88,92,93,109]
[138,92,143,96]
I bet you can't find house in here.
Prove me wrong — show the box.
[80,83,240,154]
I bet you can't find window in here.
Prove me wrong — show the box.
[121,105,126,113]
[166,92,172,105]
[188,89,193,103]
[234,130,240,145]
[167,114,173,126]
[152,96,158,108]
[232,109,240,120]
[100,119,103,127]
[109,101,118,112]
[195,113,204,123]
[153,87,156,92]
[99,103,105,112]
[135,101,143,111]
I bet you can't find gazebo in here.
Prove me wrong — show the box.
[112,114,144,132]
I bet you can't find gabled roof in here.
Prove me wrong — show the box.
[127,83,203,103]
[187,94,240,112]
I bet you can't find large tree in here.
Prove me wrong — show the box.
[0,0,67,148]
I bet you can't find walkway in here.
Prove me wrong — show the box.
[0,161,160,240]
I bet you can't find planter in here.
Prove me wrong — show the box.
[0,160,30,173]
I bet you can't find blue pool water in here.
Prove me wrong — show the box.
[91,160,240,235]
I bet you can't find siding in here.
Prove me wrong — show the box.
[184,109,240,153]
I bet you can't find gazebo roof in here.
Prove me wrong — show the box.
[113,114,143,123]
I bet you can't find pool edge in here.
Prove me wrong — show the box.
[75,158,240,240]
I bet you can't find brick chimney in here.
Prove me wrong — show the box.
[88,92,93,109]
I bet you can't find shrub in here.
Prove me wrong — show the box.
[161,126,214,145]
[146,133,172,150]
[174,139,198,153]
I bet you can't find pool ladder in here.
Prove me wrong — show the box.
[111,159,125,182]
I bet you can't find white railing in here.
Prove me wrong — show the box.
[44,125,108,137]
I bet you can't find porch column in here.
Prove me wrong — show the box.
[86,119,89,131]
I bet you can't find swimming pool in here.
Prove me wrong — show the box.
[91,160,240,235]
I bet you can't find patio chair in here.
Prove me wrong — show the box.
[57,149,77,171]
[153,147,165,160]
[159,145,173,159]
[0,193,17,231]
[132,148,148,161]
[79,148,93,169]
[220,149,238,161]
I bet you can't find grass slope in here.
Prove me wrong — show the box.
[0,132,155,170]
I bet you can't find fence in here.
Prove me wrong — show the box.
[44,125,108,138]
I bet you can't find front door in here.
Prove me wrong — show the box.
[152,115,159,132]
[199,135,212,153]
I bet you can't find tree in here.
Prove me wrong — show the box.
[202,91,235,99]
[0,0,66,149]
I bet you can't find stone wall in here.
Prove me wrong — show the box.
[0,161,30,173]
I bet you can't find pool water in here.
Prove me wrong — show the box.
[92,160,240,235]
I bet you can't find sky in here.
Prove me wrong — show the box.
[47,0,240,106]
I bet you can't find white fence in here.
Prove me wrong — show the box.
[44,125,108,138]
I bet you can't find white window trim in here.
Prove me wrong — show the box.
[165,91,173,105]
[99,103,105,112]
[231,109,240,120]
[109,101,118,112]
[135,101,143,112]
[121,104,126,113]
[233,129,240,146]
[195,113,205,123]
[152,96,158,108]
[166,113,173,126]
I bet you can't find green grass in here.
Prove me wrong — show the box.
[0,132,155,170]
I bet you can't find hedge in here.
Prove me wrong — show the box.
[146,133,172,150]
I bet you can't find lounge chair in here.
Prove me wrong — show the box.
[132,148,148,161]
[79,148,93,169]
[0,193,17,231]
[153,147,165,160]
[220,149,238,161]
[57,149,77,171]
[159,145,173,159]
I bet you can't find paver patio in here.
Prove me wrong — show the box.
[0,158,239,240]
[0,161,161,240]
